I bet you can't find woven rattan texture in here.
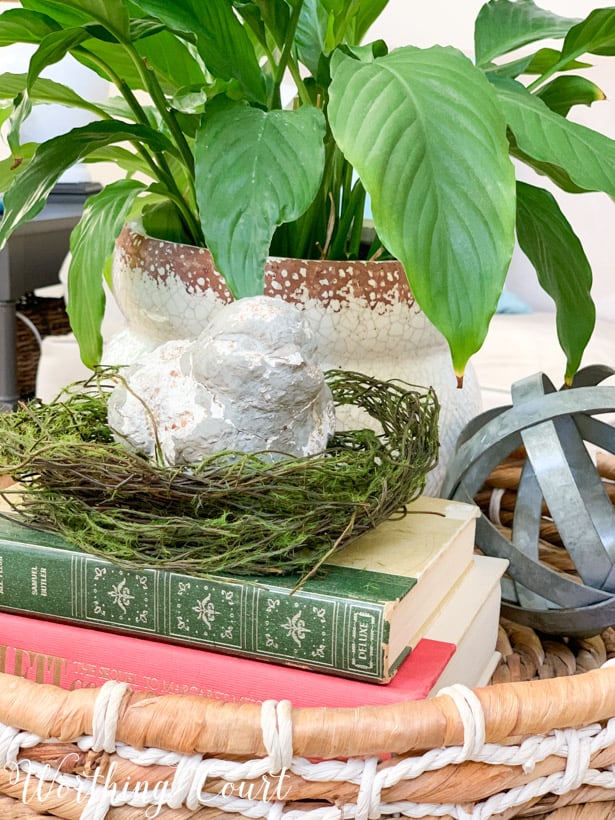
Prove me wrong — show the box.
[15,293,71,399]
[493,620,615,684]
[477,449,615,684]
[1,670,615,818]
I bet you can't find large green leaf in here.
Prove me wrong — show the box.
[0,143,36,191]
[0,8,59,45]
[134,29,205,92]
[4,26,92,154]
[69,41,147,91]
[235,0,291,50]
[25,27,90,89]
[22,0,131,40]
[352,0,389,43]
[130,0,266,104]
[475,0,579,66]
[20,0,101,26]
[67,179,147,367]
[6,91,32,156]
[83,145,153,177]
[0,120,175,249]
[562,8,615,59]
[496,80,615,196]
[0,72,103,116]
[509,143,588,194]
[522,48,591,74]
[328,46,516,377]
[487,48,591,80]
[20,0,202,93]
[538,75,606,117]
[97,95,143,122]
[0,106,12,130]
[317,0,389,48]
[3,29,92,155]
[195,103,326,298]
[516,181,594,382]
[295,0,386,75]
[321,0,345,12]
[140,197,194,245]
[296,0,330,75]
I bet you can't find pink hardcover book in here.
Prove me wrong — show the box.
[0,611,454,706]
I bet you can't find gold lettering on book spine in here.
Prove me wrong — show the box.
[3,647,69,686]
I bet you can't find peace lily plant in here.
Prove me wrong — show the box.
[0,0,614,383]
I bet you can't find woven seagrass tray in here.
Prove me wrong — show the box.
[1,458,615,818]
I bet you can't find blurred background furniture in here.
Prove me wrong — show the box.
[0,201,82,409]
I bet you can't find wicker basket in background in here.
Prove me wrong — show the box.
[15,292,72,400]
[477,450,615,685]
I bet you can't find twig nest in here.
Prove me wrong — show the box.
[107,296,336,465]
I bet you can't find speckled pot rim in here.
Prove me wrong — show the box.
[115,223,416,311]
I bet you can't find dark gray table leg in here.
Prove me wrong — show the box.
[0,300,18,411]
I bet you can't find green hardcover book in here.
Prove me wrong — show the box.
[0,496,478,682]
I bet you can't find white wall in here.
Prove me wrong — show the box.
[369,1,615,321]
[0,1,111,183]
[369,0,607,50]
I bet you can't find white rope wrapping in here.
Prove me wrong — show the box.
[90,680,131,753]
[355,756,378,820]
[261,700,293,773]
[3,691,615,819]
[267,802,285,820]
[186,759,226,811]
[80,784,113,820]
[435,684,486,760]
[167,753,203,809]
[0,724,42,767]
[79,737,184,767]
[551,728,592,795]
[488,487,506,527]
[277,700,293,771]
[4,745,615,820]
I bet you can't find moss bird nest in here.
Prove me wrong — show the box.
[0,370,439,577]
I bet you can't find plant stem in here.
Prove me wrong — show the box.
[112,83,203,245]
[75,47,203,245]
[73,49,163,177]
[286,60,313,107]
[526,66,558,93]
[272,0,306,103]
[136,59,196,178]
[119,44,204,243]
[329,175,365,260]
[236,11,281,109]
[526,46,587,93]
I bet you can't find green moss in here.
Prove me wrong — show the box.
[0,369,439,578]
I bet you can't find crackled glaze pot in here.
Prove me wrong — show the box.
[109,223,482,492]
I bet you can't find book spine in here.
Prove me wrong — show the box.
[0,536,390,680]
[0,612,454,707]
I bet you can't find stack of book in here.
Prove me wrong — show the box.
[0,494,507,704]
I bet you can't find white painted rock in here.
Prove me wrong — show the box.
[107,296,336,464]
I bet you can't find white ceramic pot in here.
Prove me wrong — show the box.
[109,223,483,493]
